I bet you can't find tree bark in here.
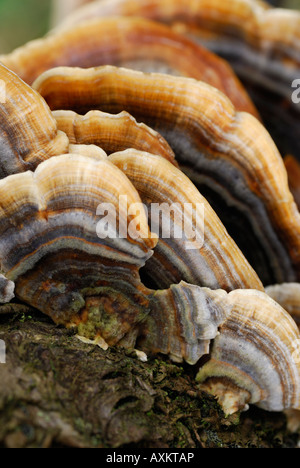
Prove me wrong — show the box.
[0,307,298,448]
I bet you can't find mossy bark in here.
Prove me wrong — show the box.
[0,307,298,448]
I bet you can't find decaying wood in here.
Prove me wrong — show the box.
[0,308,299,448]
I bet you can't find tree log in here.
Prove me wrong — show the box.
[0,307,298,448]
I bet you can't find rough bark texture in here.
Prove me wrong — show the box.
[0,306,299,448]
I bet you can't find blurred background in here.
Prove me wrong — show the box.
[0,0,51,53]
[0,0,299,54]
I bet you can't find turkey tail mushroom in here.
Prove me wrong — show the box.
[141,284,230,366]
[0,153,157,344]
[0,152,299,413]
[266,283,300,328]
[108,149,263,292]
[0,17,258,118]
[53,0,300,92]
[0,63,69,178]
[33,65,300,285]
[53,110,177,165]
[196,290,300,414]
[52,0,300,158]
[0,152,248,362]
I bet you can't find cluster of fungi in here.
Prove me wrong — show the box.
[1,0,300,419]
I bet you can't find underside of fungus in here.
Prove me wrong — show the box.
[33,65,300,286]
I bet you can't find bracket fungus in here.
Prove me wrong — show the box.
[53,0,300,159]
[0,17,258,118]
[0,2,300,421]
[108,149,263,291]
[0,151,299,414]
[0,151,256,361]
[0,153,157,343]
[196,290,300,414]
[53,109,177,165]
[0,63,69,178]
[33,65,300,286]
[266,283,300,328]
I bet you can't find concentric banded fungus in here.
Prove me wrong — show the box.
[33,66,300,285]
[0,152,244,364]
[54,0,300,158]
[0,152,299,410]
[68,143,107,160]
[54,0,300,95]
[0,153,157,344]
[0,17,258,117]
[108,149,263,291]
[53,110,177,165]
[0,63,69,178]
[196,290,300,414]
[138,284,230,365]
[266,283,300,328]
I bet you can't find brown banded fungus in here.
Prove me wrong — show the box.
[33,65,300,286]
[0,64,69,178]
[196,290,300,414]
[266,283,300,329]
[53,109,177,165]
[285,155,300,211]
[0,17,258,117]
[0,152,299,414]
[53,0,300,161]
[0,4,299,419]
[0,151,259,356]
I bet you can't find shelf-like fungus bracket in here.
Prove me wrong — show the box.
[0,154,157,344]
[53,109,177,165]
[0,153,299,412]
[196,290,300,414]
[53,0,300,102]
[52,0,300,158]
[0,152,240,364]
[109,149,263,292]
[0,63,69,178]
[0,17,258,118]
[266,283,300,329]
[33,65,300,286]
